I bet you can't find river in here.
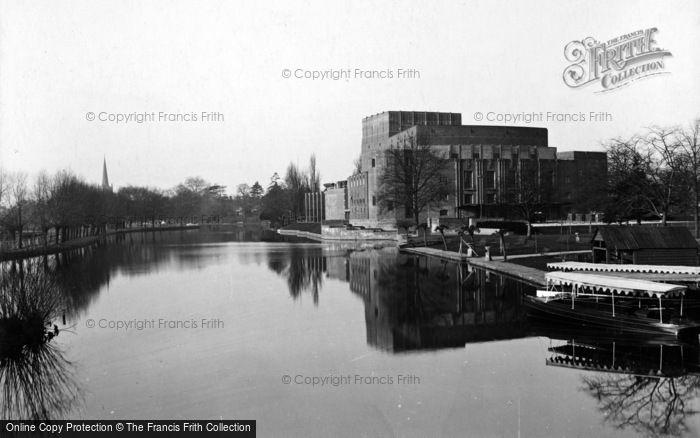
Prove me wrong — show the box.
[2,228,699,437]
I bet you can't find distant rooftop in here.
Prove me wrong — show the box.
[595,226,699,250]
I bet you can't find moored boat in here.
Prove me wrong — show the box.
[525,272,700,340]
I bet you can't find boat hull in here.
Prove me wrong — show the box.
[524,295,700,340]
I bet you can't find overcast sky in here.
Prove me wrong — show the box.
[1,0,698,194]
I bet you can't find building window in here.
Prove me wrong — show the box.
[463,171,473,189]
[463,193,473,204]
[439,176,448,184]
[371,158,376,168]
[493,152,500,159]
[485,171,495,189]
[439,209,448,216]
[372,195,376,206]
[387,201,394,211]
[474,152,480,159]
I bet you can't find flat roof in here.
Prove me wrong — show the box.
[546,271,686,297]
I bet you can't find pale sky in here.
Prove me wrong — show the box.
[1,0,698,194]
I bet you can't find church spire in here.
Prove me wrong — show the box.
[102,157,112,191]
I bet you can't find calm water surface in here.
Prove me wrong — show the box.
[7,229,700,437]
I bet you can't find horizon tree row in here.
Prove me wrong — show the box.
[0,170,232,250]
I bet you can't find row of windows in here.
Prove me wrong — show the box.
[463,170,496,189]
[463,193,496,204]
[348,177,367,187]
[357,194,488,206]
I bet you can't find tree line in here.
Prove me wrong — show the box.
[0,170,232,250]
[232,154,322,226]
[0,152,329,250]
[603,118,700,234]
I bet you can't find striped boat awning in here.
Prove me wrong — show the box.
[546,271,687,298]
[547,261,700,275]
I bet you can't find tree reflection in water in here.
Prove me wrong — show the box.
[545,335,700,437]
[266,245,331,305]
[582,373,700,437]
[0,340,81,420]
[0,259,81,420]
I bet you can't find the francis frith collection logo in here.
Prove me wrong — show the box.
[563,28,672,92]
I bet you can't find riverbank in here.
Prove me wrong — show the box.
[0,224,200,262]
[399,247,592,288]
[278,223,398,242]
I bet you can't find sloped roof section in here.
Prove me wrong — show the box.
[595,226,699,250]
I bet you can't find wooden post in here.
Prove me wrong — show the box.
[612,342,616,368]
[659,296,663,323]
[612,292,615,317]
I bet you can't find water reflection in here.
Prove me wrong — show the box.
[0,341,81,420]
[264,246,533,351]
[265,245,330,304]
[542,331,700,437]
[0,228,284,420]
[349,250,532,351]
[260,244,700,435]
[4,230,700,434]
[583,372,700,437]
[21,229,289,319]
[0,260,81,420]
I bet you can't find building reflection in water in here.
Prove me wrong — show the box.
[348,249,532,351]
[5,231,699,432]
[265,245,700,436]
[266,245,533,351]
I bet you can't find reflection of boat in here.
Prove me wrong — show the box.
[545,339,700,377]
[533,322,700,377]
[531,324,700,437]
[525,272,700,340]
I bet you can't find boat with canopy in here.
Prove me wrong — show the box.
[525,271,700,339]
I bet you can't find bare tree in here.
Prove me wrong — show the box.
[678,118,700,236]
[0,168,6,210]
[1,172,30,248]
[583,374,700,436]
[33,171,52,247]
[603,123,698,227]
[647,125,683,226]
[352,155,362,176]
[284,162,309,220]
[507,159,555,237]
[308,154,320,192]
[604,136,663,223]
[376,134,450,225]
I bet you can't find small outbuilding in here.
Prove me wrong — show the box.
[592,226,699,266]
